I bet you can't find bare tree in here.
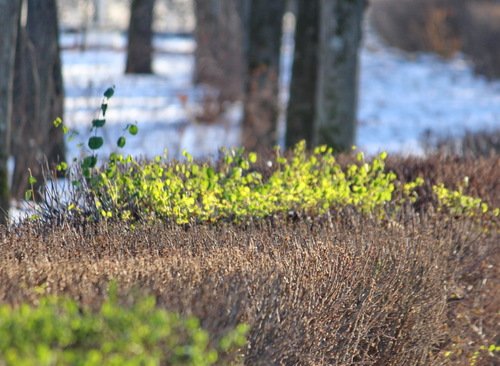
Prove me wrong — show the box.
[7,0,68,202]
[194,0,246,103]
[285,0,320,149]
[241,0,286,155]
[126,0,156,74]
[286,0,366,152]
[11,26,41,200]
[314,0,366,151]
[0,0,22,223]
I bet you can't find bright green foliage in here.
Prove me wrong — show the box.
[49,87,498,226]
[433,182,498,218]
[75,141,403,224]
[0,288,248,366]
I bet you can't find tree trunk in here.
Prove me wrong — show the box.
[194,0,246,103]
[126,0,155,74]
[241,0,286,155]
[11,26,42,201]
[0,0,22,224]
[314,0,366,152]
[26,0,66,168]
[285,0,320,149]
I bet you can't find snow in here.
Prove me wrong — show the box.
[60,29,500,163]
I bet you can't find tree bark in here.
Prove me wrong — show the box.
[285,0,320,149]
[126,0,155,74]
[241,0,286,155]
[194,0,246,103]
[11,26,42,201]
[314,0,366,152]
[0,0,22,224]
[26,0,66,167]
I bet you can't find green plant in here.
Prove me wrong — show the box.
[64,141,409,224]
[433,177,499,218]
[0,285,248,366]
[47,87,498,226]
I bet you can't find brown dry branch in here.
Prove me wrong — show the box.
[1,206,498,365]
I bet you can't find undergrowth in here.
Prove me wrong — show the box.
[29,87,498,227]
[0,284,247,366]
[3,87,497,365]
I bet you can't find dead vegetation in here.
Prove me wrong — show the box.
[0,154,498,365]
[369,0,500,78]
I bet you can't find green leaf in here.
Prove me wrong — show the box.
[82,155,97,169]
[104,87,115,99]
[101,103,108,116]
[28,175,37,185]
[88,136,104,150]
[248,152,257,164]
[92,119,106,128]
[117,136,126,148]
[53,117,62,128]
[56,162,68,172]
[25,190,32,200]
[128,124,138,136]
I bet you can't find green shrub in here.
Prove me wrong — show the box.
[60,142,407,224]
[42,87,497,226]
[0,286,248,366]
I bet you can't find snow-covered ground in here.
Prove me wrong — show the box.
[61,29,500,162]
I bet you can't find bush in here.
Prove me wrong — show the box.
[460,2,500,78]
[369,0,500,78]
[369,0,464,57]
[0,285,248,366]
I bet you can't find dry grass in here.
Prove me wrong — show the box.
[0,155,498,365]
[0,219,497,364]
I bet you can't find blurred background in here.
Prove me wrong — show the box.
[2,0,500,200]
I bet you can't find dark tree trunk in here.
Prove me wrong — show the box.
[194,0,246,103]
[11,26,41,201]
[0,0,21,224]
[26,0,66,167]
[285,0,320,149]
[314,0,366,152]
[241,0,286,155]
[126,0,155,74]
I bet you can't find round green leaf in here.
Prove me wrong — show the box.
[128,124,138,135]
[88,136,104,150]
[82,155,97,169]
[117,136,126,148]
[104,87,115,99]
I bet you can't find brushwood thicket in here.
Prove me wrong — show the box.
[0,88,498,365]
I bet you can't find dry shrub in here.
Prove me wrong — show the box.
[0,207,497,365]
[369,0,500,77]
[385,154,500,208]
[423,129,500,159]
[369,0,464,57]
[461,2,500,78]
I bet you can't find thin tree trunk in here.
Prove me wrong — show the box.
[126,0,155,74]
[285,0,320,149]
[241,0,286,155]
[0,0,22,224]
[11,26,41,201]
[26,0,66,167]
[314,0,366,152]
[194,0,246,103]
